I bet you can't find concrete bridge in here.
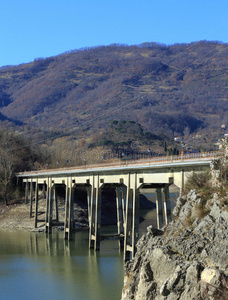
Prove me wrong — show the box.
[17,152,219,261]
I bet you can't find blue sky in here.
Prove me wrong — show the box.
[0,0,228,67]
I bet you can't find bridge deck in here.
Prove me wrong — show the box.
[17,151,220,177]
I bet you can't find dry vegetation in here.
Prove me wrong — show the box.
[0,126,45,205]
[0,41,227,152]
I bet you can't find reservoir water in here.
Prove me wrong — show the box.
[0,229,124,300]
[0,192,178,300]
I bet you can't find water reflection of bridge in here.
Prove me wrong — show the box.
[17,152,217,260]
[0,229,123,300]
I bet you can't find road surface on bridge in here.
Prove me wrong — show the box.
[18,151,220,177]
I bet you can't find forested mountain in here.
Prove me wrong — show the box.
[0,41,227,156]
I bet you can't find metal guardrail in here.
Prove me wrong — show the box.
[17,151,223,176]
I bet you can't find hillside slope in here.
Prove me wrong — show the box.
[0,41,227,147]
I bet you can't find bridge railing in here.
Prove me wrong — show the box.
[112,151,221,167]
[17,151,223,176]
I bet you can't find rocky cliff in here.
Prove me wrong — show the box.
[122,141,228,299]
[122,191,228,299]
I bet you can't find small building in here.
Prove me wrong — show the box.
[174,137,182,142]
[214,140,224,150]
[195,134,201,139]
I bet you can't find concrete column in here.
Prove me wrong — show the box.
[71,186,75,229]
[163,185,171,225]
[132,186,139,258]
[89,175,101,250]
[45,178,53,234]
[86,187,92,230]
[89,183,95,249]
[25,179,28,204]
[124,174,133,261]
[121,187,127,226]
[64,180,68,239]
[67,182,72,240]
[116,187,124,250]
[64,178,72,240]
[53,185,59,222]
[45,178,50,233]
[43,183,46,199]
[179,170,185,197]
[30,179,33,218]
[34,178,39,228]
[47,179,53,234]
[64,178,74,240]
[156,188,163,229]
[94,182,101,251]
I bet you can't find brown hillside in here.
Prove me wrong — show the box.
[0,41,227,147]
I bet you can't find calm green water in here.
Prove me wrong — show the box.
[0,229,124,300]
[0,192,178,300]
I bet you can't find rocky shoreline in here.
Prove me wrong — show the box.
[122,190,228,299]
[122,138,228,300]
[0,198,89,231]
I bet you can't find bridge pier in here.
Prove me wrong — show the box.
[86,186,92,242]
[156,187,163,229]
[45,178,54,234]
[48,181,54,234]
[45,179,49,232]
[94,185,101,250]
[25,179,29,204]
[179,170,185,196]
[53,184,59,222]
[64,178,75,240]
[163,185,171,225]
[29,179,33,218]
[34,178,39,228]
[88,185,94,249]
[43,183,46,199]
[124,174,139,261]
[116,187,125,250]
[121,187,126,225]
[89,176,101,250]
[124,186,133,261]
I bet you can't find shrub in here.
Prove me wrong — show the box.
[185,172,211,191]
[185,171,215,202]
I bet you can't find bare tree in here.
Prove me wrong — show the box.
[0,148,17,205]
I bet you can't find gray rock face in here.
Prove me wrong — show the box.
[224,135,228,162]
[172,197,186,218]
[122,191,228,300]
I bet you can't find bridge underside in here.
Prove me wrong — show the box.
[20,162,210,261]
